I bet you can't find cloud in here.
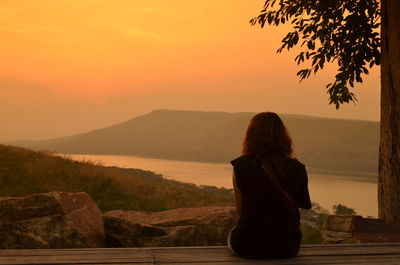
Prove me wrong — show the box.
[130,7,163,14]
[123,28,159,39]
[129,6,190,20]
[121,27,176,45]
[81,98,109,106]
[0,76,51,95]
[1,26,33,34]
[33,25,62,33]
[0,24,62,35]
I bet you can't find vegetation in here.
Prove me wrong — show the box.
[0,144,234,212]
[0,144,354,243]
[13,110,379,180]
[333,204,357,215]
[250,0,380,108]
[300,202,330,244]
[300,224,322,244]
[251,0,400,221]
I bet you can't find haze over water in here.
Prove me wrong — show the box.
[67,154,378,218]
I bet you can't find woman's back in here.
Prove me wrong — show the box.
[231,154,311,231]
[228,112,312,259]
[229,154,311,258]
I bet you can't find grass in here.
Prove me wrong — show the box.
[0,144,326,243]
[0,144,234,212]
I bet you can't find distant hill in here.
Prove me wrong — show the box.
[0,144,233,212]
[11,109,379,178]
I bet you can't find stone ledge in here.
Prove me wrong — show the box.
[0,192,106,249]
[104,207,237,247]
[322,215,400,244]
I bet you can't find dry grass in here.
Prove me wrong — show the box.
[0,144,234,212]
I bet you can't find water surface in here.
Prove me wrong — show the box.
[67,154,377,217]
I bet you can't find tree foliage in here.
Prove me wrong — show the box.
[250,0,381,109]
[333,203,357,215]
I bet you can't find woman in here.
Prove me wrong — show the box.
[228,112,312,259]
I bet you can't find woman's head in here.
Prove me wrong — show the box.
[242,112,293,157]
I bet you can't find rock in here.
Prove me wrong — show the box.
[0,192,106,249]
[322,215,400,244]
[104,206,237,247]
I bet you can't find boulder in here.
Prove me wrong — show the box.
[322,215,400,244]
[0,192,106,249]
[104,206,237,247]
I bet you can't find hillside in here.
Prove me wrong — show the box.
[0,144,234,212]
[12,109,379,178]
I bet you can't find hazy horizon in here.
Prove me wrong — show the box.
[1,0,380,141]
[1,108,380,142]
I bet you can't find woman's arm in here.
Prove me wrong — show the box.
[233,171,243,216]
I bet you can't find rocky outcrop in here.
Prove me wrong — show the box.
[0,192,106,249]
[104,206,237,247]
[322,215,400,244]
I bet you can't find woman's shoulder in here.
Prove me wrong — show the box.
[286,157,306,169]
[285,158,308,179]
[230,154,257,169]
[231,154,254,164]
[231,155,307,173]
[230,155,259,183]
[231,155,305,166]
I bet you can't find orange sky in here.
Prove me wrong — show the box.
[1,0,380,140]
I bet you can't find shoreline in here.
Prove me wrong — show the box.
[61,152,378,184]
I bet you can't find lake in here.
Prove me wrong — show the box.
[66,154,378,217]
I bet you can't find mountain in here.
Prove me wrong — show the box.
[11,109,379,178]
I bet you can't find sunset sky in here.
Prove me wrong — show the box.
[1,0,380,141]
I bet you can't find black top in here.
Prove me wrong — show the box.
[230,154,312,238]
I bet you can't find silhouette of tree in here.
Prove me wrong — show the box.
[333,204,357,215]
[251,0,400,221]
